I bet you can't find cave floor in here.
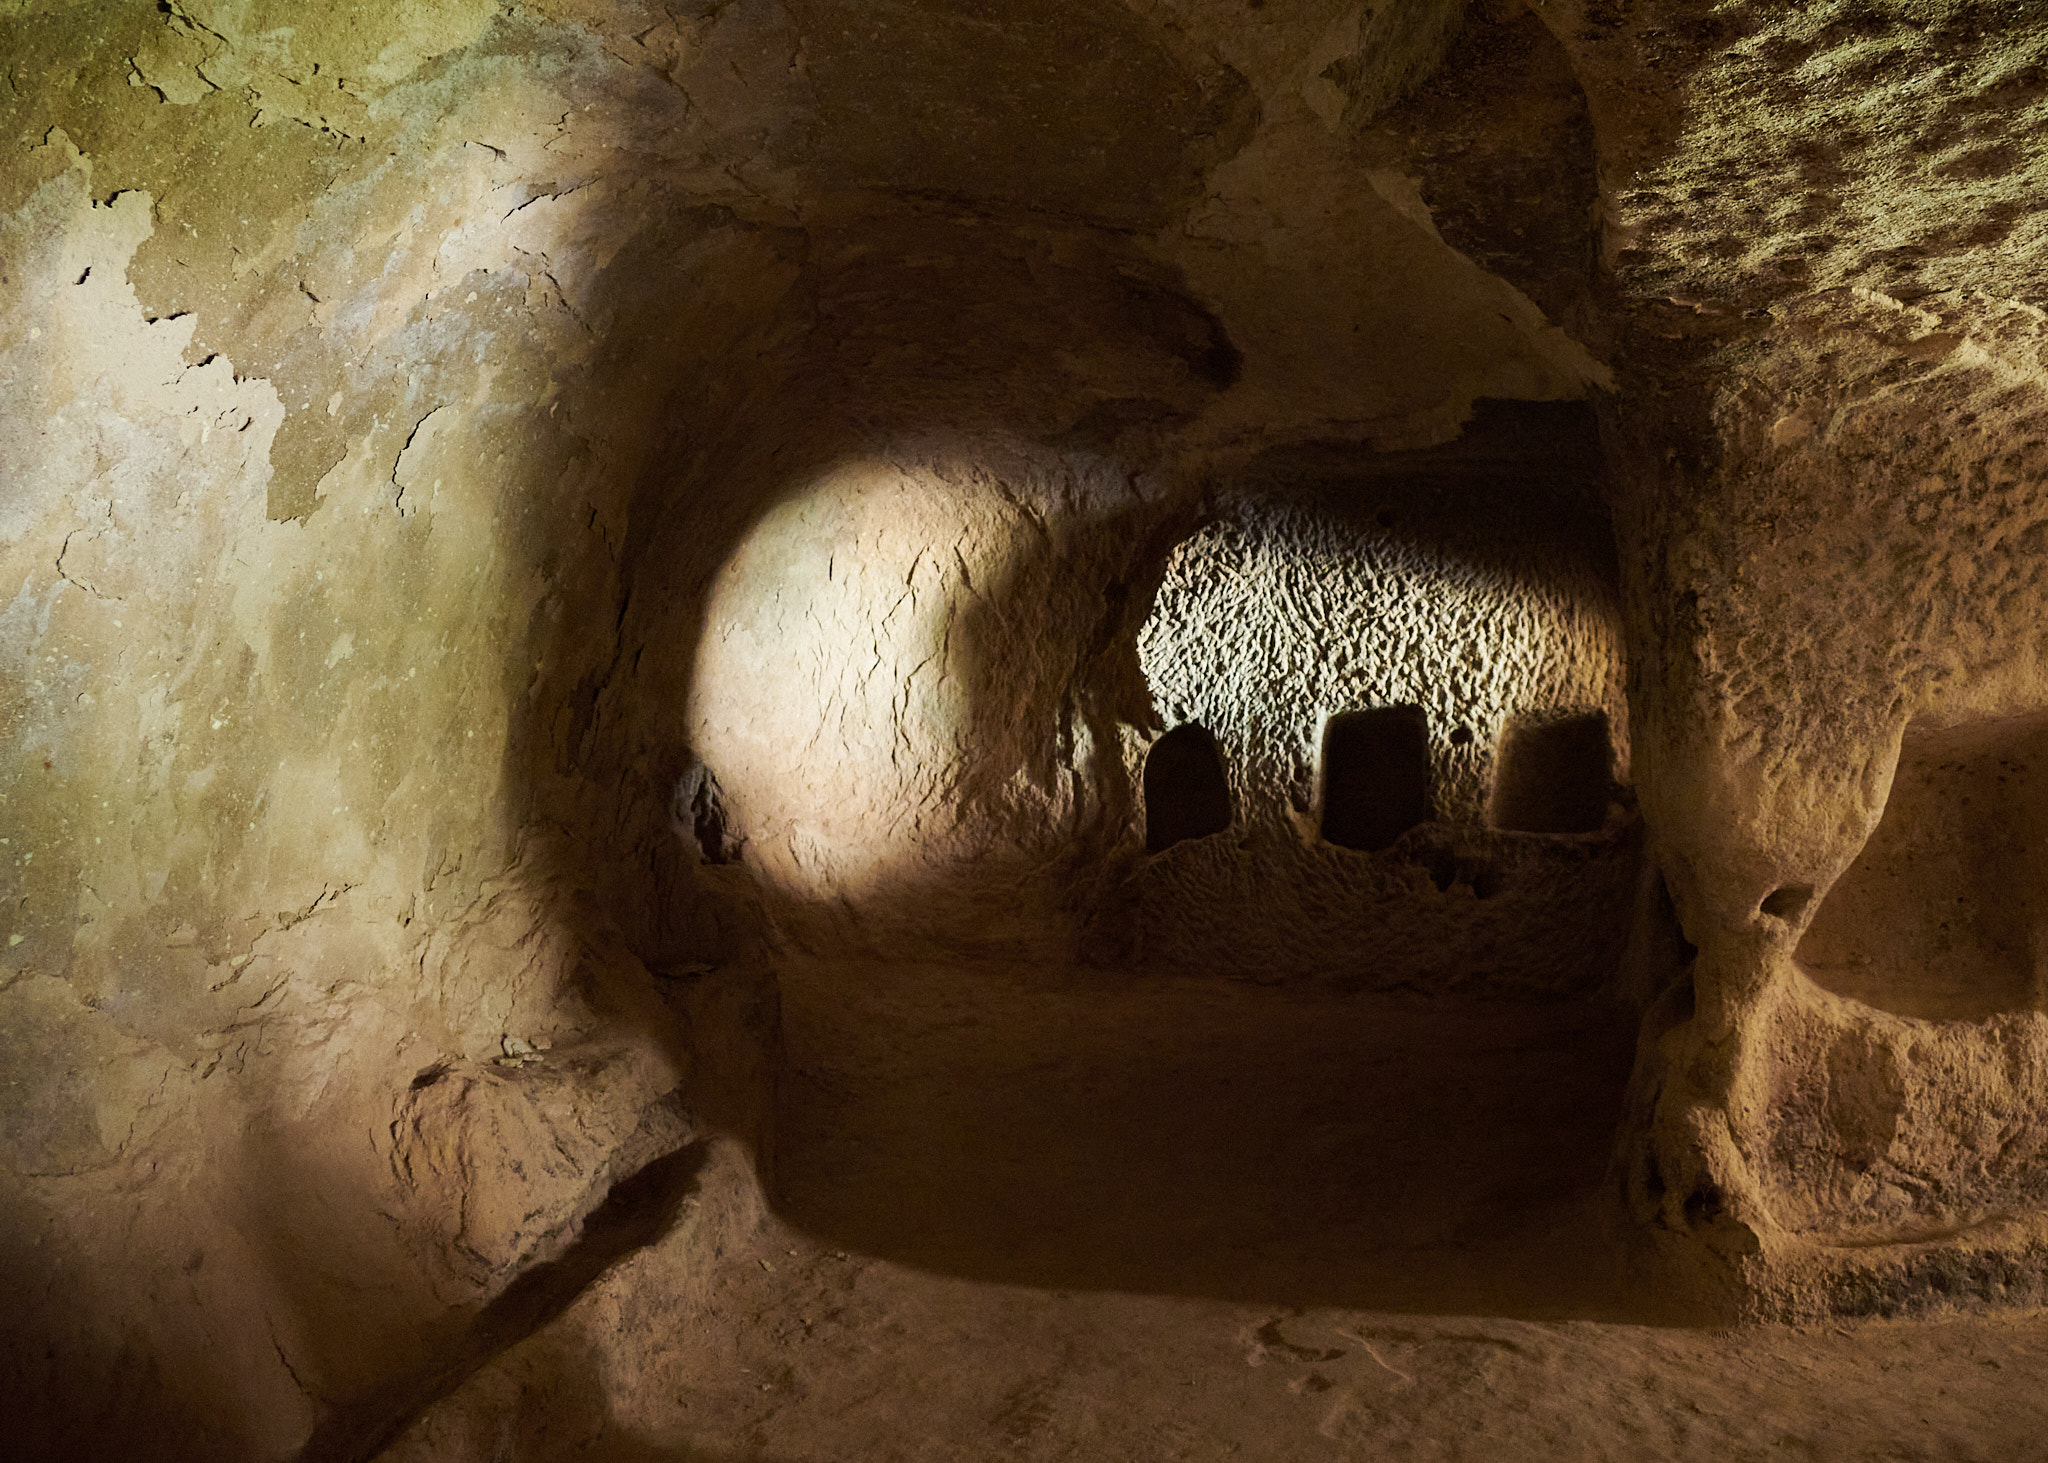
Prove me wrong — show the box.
[385,960,2048,1461]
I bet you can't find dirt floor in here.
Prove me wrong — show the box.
[381,961,2048,1462]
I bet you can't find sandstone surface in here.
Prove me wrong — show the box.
[6,0,2048,1457]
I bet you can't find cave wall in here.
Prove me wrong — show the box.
[0,5,806,1454]
[1540,1,2048,1315]
[0,1,1619,1454]
[1608,287,2048,1318]
[1120,407,1638,994]
[8,0,2048,1453]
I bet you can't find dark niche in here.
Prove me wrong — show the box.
[1489,711,1615,834]
[1144,723,1233,854]
[1321,706,1431,852]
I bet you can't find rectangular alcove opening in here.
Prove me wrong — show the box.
[1488,710,1617,834]
[1797,713,2048,1021]
[1320,705,1431,851]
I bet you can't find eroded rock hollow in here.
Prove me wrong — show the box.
[7,0,2048,1458]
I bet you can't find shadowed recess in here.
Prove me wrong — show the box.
[1798,714,2048,1022]
[1321,705,1432,852]
[770,960,1640,1320]
[1143,723,1233,854]
[1490,710,1616,834]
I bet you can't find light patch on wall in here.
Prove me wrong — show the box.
[686,446,1146,925]
[1137,497,1625,832]
[689,458,979,905]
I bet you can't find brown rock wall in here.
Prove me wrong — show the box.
[12,0,2048,1450]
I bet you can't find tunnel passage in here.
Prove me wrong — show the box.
[1144,724,1233,854]
[1797,714,2048,1021]
[1321,706,1432,851]
[1490,711,1617,834]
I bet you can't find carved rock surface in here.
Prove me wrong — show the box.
[7,0,2048,1456]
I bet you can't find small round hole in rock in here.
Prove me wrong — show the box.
[1760,885,1813,920]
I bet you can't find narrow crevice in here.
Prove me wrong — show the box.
[293,1140,713,1463]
